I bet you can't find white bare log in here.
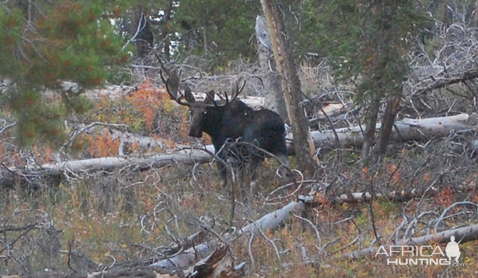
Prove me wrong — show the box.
[188,92,264,108]
[101,112,473,154]
[41,149,213,174]
[345,223,478,259]
[289,113,472,149]
[109,129,165,152]
[149,200,305,272]
[238,200,304,235]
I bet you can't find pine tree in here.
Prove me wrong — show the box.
[0,1,130,146]
[303,0,429,165]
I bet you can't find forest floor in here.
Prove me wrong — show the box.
[1,66,478,277]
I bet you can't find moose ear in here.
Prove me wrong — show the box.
[205,90,215,104]
[184,87,196,103]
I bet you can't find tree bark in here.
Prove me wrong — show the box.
[305,113,471,151]
[260,0,317,177]
[149,200,305,271]
[360,95,381,166]
[375,90,402,157]
[255,15,287,121]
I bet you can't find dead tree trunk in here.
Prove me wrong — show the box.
[375,91,402,156]
[255,15,287,121]
[305,113,471,150]
[260,0,317,178]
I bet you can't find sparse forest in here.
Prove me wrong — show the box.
[2,0,478,277]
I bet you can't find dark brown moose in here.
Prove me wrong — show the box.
[161,66,289,198]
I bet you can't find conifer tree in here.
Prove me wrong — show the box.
[0,1,130,146]
[303,0,428,165]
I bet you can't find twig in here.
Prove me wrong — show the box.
[59,122,129,154]
[250,219,282,263]
[294,214,322,247]
[434,201,478,232]
[0,122,16,135]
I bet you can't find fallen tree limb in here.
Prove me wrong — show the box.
[49,148,214,173]
[299,175,477,206]
[81,83,265,107]
[299,189,431,205]
[412,68,478,96]
[344,223,478,259]
[0,149,213,190]
[47,113,478,173]
[149,200,305,274]
[286,113,473,153]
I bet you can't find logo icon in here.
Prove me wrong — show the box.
[445,236,460,262]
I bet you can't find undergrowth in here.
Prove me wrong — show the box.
[1,79,477,277]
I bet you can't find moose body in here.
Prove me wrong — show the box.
[161,66,289,194]
[188,98,288,186]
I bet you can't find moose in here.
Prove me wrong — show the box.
[160,66,289,198]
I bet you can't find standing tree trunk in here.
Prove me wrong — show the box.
[260,0,317,177]
[375,90,402,157]
[358,2,409,167]
[255,15,288,121]
[129,8,154,58]
[475,0,478,27]
[360,94,381,166]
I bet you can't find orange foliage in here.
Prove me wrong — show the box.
[472,192,478,203]
[31,144,54,163]
[86,128,120,157]
[162,137,176,149]
[126,78,167,132]
[436,185,456,208]
[423,172,431,182]
[384,163,402,185]
[362,165,368,175]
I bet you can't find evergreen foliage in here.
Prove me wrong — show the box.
[302,0,429,98]
[0,1,130,146]
[169,0,261,69]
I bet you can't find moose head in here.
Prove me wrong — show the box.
[160,66,246,138]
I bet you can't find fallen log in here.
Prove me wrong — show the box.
[412,68,478,96]
[0,149,213,190]
[53,113,477,173]
[345,223,478,259]
[285,113,473,154]
[149,200,305,273]
[302,113,472,150]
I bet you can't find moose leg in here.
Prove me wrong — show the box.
[217,161,228,188]
[248,157,262,201]
[239,164,248,203]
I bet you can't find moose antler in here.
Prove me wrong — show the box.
[160,63,193,106]
[230,77,246,102]
[216,77,246,105]
[159,59,246,108]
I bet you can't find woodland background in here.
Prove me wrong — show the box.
[1,0,478,277]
